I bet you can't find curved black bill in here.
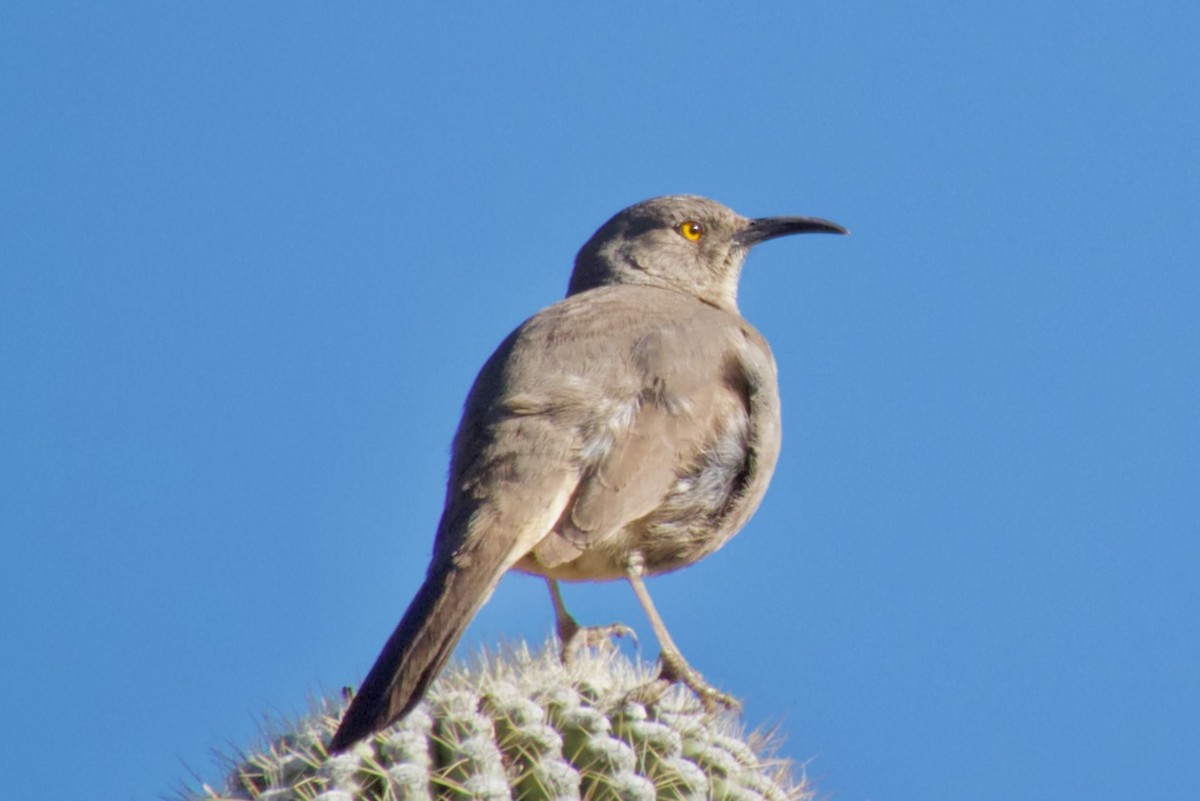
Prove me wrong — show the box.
[735,215,849,247]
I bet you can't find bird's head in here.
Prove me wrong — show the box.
[568,195,846,311]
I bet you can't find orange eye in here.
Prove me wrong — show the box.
[678,220,703,241]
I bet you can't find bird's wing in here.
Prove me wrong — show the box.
[560,311,748,548]
[434,286,760,564]
[563,395,690,543]
[560,307,782,563]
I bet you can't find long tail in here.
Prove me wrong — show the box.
[328,555,506,752]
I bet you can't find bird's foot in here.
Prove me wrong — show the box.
[557,618,637,666]
[629,650,741,712]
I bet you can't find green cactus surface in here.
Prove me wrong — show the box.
[190,641,810,801]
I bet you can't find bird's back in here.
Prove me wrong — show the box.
[436,283,782,582]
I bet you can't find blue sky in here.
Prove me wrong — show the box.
[2,3,1197,799]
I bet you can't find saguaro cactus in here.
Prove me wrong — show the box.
[192,642,809,801]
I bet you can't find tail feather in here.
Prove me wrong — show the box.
[329,556,504,752]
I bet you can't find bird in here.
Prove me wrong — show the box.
[329,195,846,752]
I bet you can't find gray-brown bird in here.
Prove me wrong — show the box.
[329,195,846,752]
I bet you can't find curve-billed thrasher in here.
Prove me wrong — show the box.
[330,195,846,752]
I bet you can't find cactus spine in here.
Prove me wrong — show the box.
[192,642,809,801]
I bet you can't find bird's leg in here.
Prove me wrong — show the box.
[624,554,741,712]
[547,578,636,666]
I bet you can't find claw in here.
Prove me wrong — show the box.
[560,621,637,666]
[644,650,742,712]
[625,675,671,708]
